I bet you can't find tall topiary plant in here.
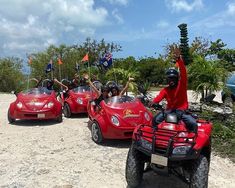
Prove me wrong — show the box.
[178,23,191,65]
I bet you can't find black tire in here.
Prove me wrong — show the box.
[63,103,71,118]
[189,155,209,188]
[125,143,144,188]
[56,113,63,123]
[91,121,103,144]
[8,110,15,124]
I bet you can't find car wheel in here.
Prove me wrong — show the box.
[189,155,209,188]
[8,110,15,124]
[126,143,144,188]
[56,113,63,123]
[63,103,71,118]
[91,121,103,144]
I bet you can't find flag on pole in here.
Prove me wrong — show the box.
[75,62,80,71]
[81,53,89,62]
[100,52,113,69]
[45,59,53,73]
[28,56,32,64]
[58,57,63,65]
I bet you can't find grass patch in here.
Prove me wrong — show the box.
[200,110,235,162]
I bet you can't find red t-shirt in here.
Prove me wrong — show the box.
[153,58,188,110]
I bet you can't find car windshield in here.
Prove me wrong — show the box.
[22,87,52,95]
[72,86,91,93]
[105,95,135,104]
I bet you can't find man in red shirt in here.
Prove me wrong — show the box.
[152,56,197,132]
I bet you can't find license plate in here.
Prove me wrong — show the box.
[151,154,168,166]
[37,114,45,118]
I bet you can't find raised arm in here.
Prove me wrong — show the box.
[119,77,134,96]
[83,74,101,97]
[54,78,68,91]
[177,56,187,85]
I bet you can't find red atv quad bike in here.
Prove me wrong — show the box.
[125,104,212,188]
[87,95,153,144]
[61,85,96,118]
[8,87,63,123]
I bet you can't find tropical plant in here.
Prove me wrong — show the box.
[0,57,24,92]
[188,55,228,100]
[106,67,139,92]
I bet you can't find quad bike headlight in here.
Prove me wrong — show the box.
[77,98,83,105]
[172,146,191,155]
[16,102,23,109]
[111,115,120,126]
[144,112,150,121]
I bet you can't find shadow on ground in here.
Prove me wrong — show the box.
[127,171,188,188]
[9,119,61,126]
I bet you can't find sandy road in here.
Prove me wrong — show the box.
[0,93,234,188]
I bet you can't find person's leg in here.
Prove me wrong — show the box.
[152,112,165,128]
[181,114,198,132]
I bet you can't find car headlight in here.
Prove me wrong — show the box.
[172,146,191,155]
[44,102,54,108]
[144,112,150,121]
[111,116,120,126]
[47,102,54,108]
[16,102,23,109]
[77,98,83,104]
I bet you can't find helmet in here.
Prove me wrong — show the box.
[166,68,179,78]
[80,78,87,86]
[166,68,179,88]
[101,85,110,93]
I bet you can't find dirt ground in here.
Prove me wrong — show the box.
[0,93,234,188]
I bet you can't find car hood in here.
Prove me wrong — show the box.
[69,91,95,101]
[102,100,150,126]
[17,94,54,110]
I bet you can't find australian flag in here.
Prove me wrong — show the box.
[100,52,113,69]
[45,59,54,73]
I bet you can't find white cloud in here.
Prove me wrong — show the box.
[112,9,124,24]
[103,0,129,6]
[156,20,170,28]
[227,2,235,15]
[165,0,204,12]
[192,2,235,29]
[0,0,110,57]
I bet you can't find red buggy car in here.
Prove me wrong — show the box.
[88,95,153,144]
[62,86,96,117]
[8,87,63,123]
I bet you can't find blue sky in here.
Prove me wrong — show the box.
[0,0,235,60]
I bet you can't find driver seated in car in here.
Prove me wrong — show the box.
[151,54,197,133]
[83,74,110,110]
[110,77,134,97]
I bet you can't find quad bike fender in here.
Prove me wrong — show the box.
[194,133,210,150]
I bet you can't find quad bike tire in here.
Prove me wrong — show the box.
[189,155,209,188]
[125,143,144,188]
[8,110,15,124]
[63,103,71,118]
[91,121,103,144]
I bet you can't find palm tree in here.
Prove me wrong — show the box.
[188,55,228,100]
